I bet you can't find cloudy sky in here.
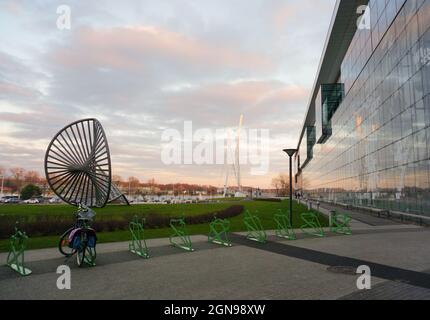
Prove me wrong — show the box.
[0,0,336,188]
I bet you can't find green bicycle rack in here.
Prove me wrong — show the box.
[169,217,194,252]
[244,210,267,243]
[81,247,96,267]
[208,217,232,247]
[274,209,296,240]
[300,212,325,237]
[330,212,352,235]
[129,216,150,258]
[6,222,32,276]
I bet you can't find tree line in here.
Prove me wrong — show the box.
[1,166,286,198]
[0,167,219,197]
[271,173,292,197]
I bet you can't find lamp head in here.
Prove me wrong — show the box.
[283,149,297,157]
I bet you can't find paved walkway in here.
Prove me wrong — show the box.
[341,274,430,300]
[1,222,429,300]
[318,202,400,226]
[297,199,400,227]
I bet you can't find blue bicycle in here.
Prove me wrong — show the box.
[59,204,97,267]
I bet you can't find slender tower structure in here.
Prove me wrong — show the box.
[223,130,231,197]
[223,114,244,197]
[235,114,243,192]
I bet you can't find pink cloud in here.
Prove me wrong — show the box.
[174,81,280,105]
[163,80,309,118]
[0,1,24,15]
[273,5,297,30]
[0,81,39,98]
[272,1,333,32]
[0,105,74,127]
[51,26,273,72]
[259,84,309,105]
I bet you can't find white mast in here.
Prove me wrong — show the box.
[222,114,244,197]
[223,129,231,197]
[0,174,4,199]
[235,114,243,192]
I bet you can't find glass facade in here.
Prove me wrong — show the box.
[299,126,317,169]
[306,126,316,161]
[299,0,430,216]
[315,84,345,143]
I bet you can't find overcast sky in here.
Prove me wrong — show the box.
[0,0,336,188]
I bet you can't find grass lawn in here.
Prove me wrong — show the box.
[0,200,328,252]
[0,202,235,218]
[211,197,246,202]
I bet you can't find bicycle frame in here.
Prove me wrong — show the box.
[59,204,97,267]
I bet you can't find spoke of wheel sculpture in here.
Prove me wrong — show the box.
[44,118,112,208]
[109,183,130,205]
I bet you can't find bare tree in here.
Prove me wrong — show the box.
[147,178,156,193]
[271,173,290,196]
[271,176,281,196]
[24,170,41,184]
[10,167,25,192]
[112,174,123,185]
[127,176,140,196]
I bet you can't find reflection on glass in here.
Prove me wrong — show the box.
[299,0,430,216]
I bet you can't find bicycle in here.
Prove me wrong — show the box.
[58,204,97,267]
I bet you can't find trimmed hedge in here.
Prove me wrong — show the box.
[0,205,244,238]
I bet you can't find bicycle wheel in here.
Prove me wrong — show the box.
[58,227,77,257]
[76,243,86,267]
[76,232,87,267]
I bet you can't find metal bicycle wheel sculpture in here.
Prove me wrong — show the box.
[109,183,130,205]
[45,119,112,208]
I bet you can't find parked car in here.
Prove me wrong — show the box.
[49,197,61,204]
[4,196,20,204]
[38,197,50,204]
[23,198,40,204]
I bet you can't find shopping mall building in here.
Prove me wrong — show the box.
[295,0,430,216]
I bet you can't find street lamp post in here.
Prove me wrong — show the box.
[283,149,297,225]
[0,175,4,199]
